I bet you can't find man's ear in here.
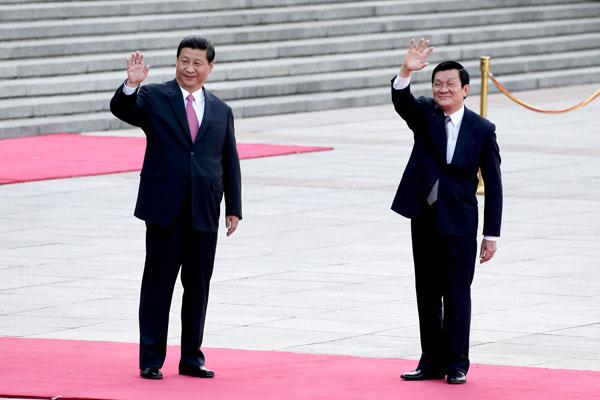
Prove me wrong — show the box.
[462,83,470,99]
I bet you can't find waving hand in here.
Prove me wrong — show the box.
[126,51,150,87]
[400,38,434,77]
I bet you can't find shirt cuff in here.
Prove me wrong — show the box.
[392,74,411,90]
[483,236,499,241]
[122,81,138,95]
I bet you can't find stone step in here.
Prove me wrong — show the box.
[2,3,600,59]
[0,0,363,21]
[0,0,583,22]
[0,0,72,3]
[1,0,598,138]
[2,65,599,138]
[0,0,84,3]
[3,1,416,41]
[2,21,599,99]
[3,47,600,120]
[2,15,600,80]
[1,49,598,123]
[228,66,600,117]
[5,0,600,40]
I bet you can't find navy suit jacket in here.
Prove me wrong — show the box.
[391,80,502,238]
[110,79,242,232]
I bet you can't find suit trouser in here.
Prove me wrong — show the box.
[410,205,476,374]
[138,197,218,369]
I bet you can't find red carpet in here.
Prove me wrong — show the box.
[1,338,598,400]
[0,134,333,185]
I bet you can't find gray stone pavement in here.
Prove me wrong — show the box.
[1,84,599,373]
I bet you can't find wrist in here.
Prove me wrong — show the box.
[124,79,140,89]
[399,65,412,78]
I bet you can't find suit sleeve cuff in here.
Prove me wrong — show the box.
[392,74,411,90]
[483,236,499,241]
[122,81,138,95]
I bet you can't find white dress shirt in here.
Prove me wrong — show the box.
[445,107,463,164]
[180,87,205,127]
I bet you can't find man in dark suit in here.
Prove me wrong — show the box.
[391,38,502,384]
[110,36,242,380]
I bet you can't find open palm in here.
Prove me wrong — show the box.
[127,51,150,86]
[402,38,434,72]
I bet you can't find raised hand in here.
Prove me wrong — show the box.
[126,51,150,87]
[400,38,434,77]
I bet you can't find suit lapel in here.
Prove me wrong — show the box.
[194,88,213,145]
[165,80,191,143]
[431,109,448,164]
[451,107,476,164]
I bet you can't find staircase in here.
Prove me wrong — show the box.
[1,0,599,138]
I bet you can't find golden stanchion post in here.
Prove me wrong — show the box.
[480,56,490,119]
[477,56,491,195]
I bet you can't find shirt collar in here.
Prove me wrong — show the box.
[446,105,465,126]
[180,86,205,103]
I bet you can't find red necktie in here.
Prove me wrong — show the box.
[186,94,199,142]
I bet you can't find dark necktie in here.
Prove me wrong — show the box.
[427,116,452,205]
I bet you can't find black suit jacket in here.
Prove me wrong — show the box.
[391,80,502,238]
[110,79,242,232]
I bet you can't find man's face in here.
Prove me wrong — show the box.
[432,69,469,114]
[175,47,213,93]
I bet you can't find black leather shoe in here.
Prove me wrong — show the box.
[140,367,163,380]
[401,369,445,381]
[447,370,467,384]
[179,364,215,378]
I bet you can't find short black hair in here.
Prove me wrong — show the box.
[176,36,215,63]
[432,61,469,87]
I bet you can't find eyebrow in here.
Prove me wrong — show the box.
[180,58,206,63]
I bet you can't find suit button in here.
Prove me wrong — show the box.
[190,151,195,156]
